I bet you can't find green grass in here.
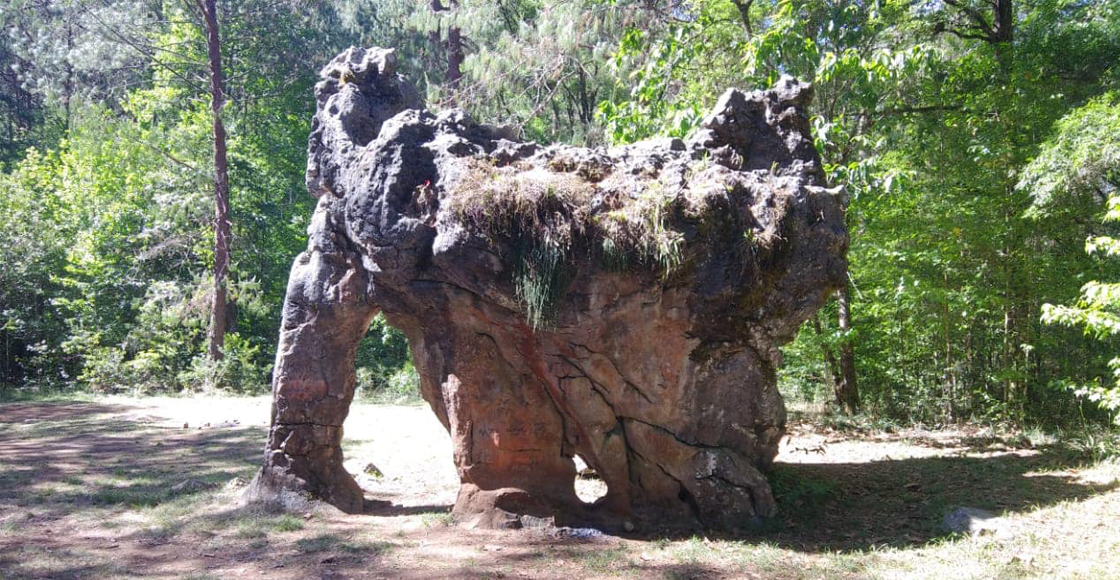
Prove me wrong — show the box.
[295,533,343,553]
[420,510,456,528]
[0,388,98,404]
[513,236,573,329]
[295,533,394,555]
[228,510,305,539]
[274,513,305,532]
[138,493,217,540]
[89,485,170,507]
[667,536,710,565]
[581,547,630,572]
[340,538,394,555]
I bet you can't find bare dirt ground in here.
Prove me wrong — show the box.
[1,395,1119,580]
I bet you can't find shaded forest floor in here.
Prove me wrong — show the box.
[1,396,1118,580]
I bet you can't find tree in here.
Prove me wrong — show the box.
[935,0,1014,44]
[596,0,1120,424]
[195,0,231,361]
[1024,94,1120,424]
[0,0,398,392]
[836,284,860,413]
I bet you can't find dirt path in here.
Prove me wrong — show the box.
[1,396,1118,580]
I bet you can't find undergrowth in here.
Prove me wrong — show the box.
[785,395,1120,463]
[355,361,422,404]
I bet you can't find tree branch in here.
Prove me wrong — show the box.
[943,0,995,39]
[730,0,754,37]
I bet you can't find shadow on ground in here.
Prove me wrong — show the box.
[0,399,460,579]
[0,400,274,579]
[1,398,1117,580]
[602,426,1118,554]
[0,402,262,517]
[757,447,1117,552]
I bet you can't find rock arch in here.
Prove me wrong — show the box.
[246,46,848,531]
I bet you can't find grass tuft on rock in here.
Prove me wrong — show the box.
[446,158,709,327]
[513,235,573,330]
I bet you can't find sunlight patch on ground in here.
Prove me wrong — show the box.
[1,395,1119,580]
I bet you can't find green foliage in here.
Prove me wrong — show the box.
[601,0,1120,428]
[356,361,421,403]
[0,153,71,385]
[355,314,418,402]
[1027,96,1120,425]
[177,333,268,394]
[598,25,705,143]
[1020,94,1120,213]
[1065,425,1120,462]
[447,1,648,145]
[1,0,1119,438]
[623,189,685,276]
[0,0,394,394]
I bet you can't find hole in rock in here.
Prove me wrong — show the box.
[678,484,702,520]
[342,314,458,509]
[574,454,609,505]
[353,313,414,404]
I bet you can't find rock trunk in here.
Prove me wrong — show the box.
[248,46,848,531]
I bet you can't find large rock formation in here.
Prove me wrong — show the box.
[247,46,848,531]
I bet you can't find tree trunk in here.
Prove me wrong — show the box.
[836,283,860,413]
[730,0,754,37]
[447,25,463,87]
[446,2,463,90]
[994,0,1013,43]
[429,0,462,94]
[428,0,444,74]
[811,314,843,405]
[943,0,1013,44]
[63,18,74,132]
[943,270,956,421]
[200,0,230,361]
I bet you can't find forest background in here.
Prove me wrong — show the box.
[2,0,1120,437]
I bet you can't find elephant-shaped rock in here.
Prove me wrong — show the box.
[247,46,848,532]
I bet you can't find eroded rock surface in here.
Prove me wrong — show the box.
[247,46,848,531]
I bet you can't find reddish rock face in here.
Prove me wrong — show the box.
[247,46,848,531]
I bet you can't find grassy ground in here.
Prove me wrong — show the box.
[0,395,1117,580]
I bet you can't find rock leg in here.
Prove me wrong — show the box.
[247,201,377,513]
[435,329,584,527]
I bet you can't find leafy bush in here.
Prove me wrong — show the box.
[356,362,421,403]
[354,314,419,402]
[0,72,319,394]
[178,334,268,394]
